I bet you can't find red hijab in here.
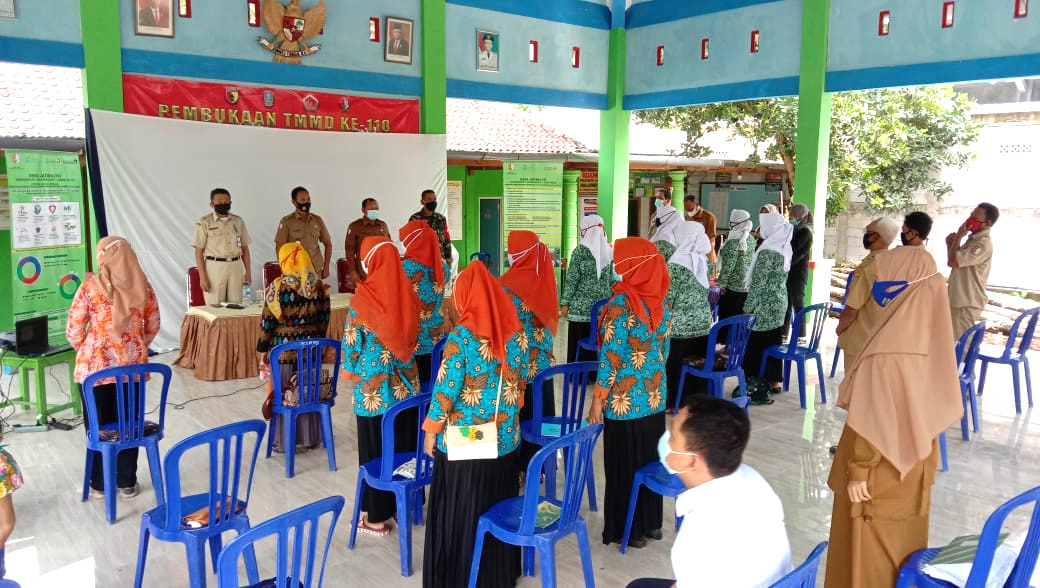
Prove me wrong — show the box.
[454,262,521,363]
[399,220,445,286]
[499,230,560,336]
[350,236,421,362]
[612,237,670,330]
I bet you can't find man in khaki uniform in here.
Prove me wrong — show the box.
[836,217,900,367]
[274,186,333,279]
[344,197,390,282]
[192,188,252,305]
[946,202,998,338]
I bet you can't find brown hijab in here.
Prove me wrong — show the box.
[837,246,962,478]
[93,236,151,336]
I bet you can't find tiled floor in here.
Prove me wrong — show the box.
[1,325,1037,587]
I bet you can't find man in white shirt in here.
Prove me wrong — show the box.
[626,397,792,588]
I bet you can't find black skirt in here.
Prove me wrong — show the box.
[602,412,665,545]
[717,290,748,323]
[356,406,419,523]
[665,336,709,410]
[416,352,433,385]
[423,449,521,588]
[743,326,785,384]
[566,320,595,364]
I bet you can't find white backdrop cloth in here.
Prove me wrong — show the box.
[91,110,447,351]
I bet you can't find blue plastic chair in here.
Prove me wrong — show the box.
[574,298,611,362]
[467,423,603,588]
[829,271,855,377]
[977,307,1038,414]
[348,393,434,577]
[216,496,345,588]
[134,419,266,588]
[674,314,757,413]
[896,484,1040,588]
[769,541,828,588]
[623,396,750,554]
[520,362,599,512]
[708,285,722,322]
[265,338,341,479]
[761,302,832,409]
[470,251,493,273]
[81,363,171,525]
[955,321,987,440]
[422,338,447,392]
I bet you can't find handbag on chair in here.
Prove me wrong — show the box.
[444,370,503,461]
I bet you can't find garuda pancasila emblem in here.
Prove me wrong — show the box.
[258,0,327,64]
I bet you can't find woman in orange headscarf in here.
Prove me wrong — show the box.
[400,220,451,384]
[67,236,161,500]
[500,231,559,466]
[825,245,962,588]
[588,237,672,550]
[422,262,525,588]
[343,236,422,536]
[257,242,331,452]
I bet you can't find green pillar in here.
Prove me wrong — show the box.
[668,170,687,208]
[598,22,630,242]
[562,170,581,261]
[794,0,833,308]
[420,0,447,135]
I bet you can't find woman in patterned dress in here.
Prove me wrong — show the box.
[649,204,682,259]
[716,209,756,325]
[422,262,526,588]
[67,236,161,500]
[400,220,450,383]
[342,236,421,536]
[560,214,614,363]
[665,221,713,409]
[742,212,793,397]
[588,237,672,549]
[257,242,331,451]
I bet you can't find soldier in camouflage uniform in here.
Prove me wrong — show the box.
[410,189,453,264]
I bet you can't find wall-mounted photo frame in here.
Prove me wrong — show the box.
[134,0,175,38]
[0,0,16,20]
[476,30,499,73]
[384,17,413,65]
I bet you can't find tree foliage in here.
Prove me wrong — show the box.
[635,86,980,219]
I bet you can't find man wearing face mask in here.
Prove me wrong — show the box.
[625,397,791,588]
[275,186,333,280]
[192,188,252,306]
[946,203,998,337]
[344,197,391,282]
[901,211,933,247]
[647,188,671,233]
[409,189,453,264]
[683,195,717,266]
[836,217,900,369]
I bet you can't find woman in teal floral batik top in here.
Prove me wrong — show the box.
[561,214,615,363]
[717,209,756,325]
[342,236,421,537]
[400,220,450,383]
[588,237,672,550]
[742,212,793,396]
[650,204,682,259]
[666,221,713,408]
[422,262,525,588]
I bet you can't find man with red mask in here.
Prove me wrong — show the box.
[945,202,998,337]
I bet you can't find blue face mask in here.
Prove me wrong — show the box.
[789,220,798,226]
[654,198,665,208]
[657,431,695,475]
[613,271,622,282]
[871,272,939,307]
[366,209,380,221]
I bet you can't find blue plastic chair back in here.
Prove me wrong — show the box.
[708,286,722,322]
[378,393,434,486]
[730,396,751,415]
[769,541,828,588]
[957,321,987,376]
[832,271,854,314]
[1003,307,1040,359]
[469,252,492,271]
[574,298,611,361]
[709,314,757,372]
[216,496,345,588]
[961,485,1040,587]
[790,302,831,352]
[428,337,447,386]
[82,363,171,446]
[519,423,603,536]
[531,362,598,438]
[161,419,267,534]
[270,338,341,410]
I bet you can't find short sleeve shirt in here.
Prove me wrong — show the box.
[837,253,880,362]
[948,230,993,310]
[191,213,251,258]
[275,212,331,271]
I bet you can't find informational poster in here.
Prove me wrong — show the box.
[0,176,9,230]
[502,161,563,261]
[6,150,87,341]
[578,170,598,217]
[446,180,463,240]
[581,197,598,216]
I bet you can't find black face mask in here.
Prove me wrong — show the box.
[654,217,662,228]
[900,231,912,246]
[862,233,875,250]
[425,201,437,212]
[213,203,231,215]
[296,202,311,212]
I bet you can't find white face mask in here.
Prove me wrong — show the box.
[361,241,394,274]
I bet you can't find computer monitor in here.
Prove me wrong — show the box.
[15,315,49,356]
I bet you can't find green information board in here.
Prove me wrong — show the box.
[502,161,564,259]
[6,150,88,342]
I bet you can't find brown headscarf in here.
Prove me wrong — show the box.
[93,236,150,336]
[838,246,962,478]
[499,231,560,336]
[349,236,421,362]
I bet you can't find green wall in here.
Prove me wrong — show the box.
[0,156,9,331]
[449,165,504,271]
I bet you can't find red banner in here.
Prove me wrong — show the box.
[122,74,420,134]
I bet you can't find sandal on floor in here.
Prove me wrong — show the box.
[357,516,391,537]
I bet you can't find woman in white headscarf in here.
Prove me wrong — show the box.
[717,209,756,325]
[665,221,713,409]
[650,204,682,258]
[561,214,615,362]
[742,212,793,399]
[754,203,779,246]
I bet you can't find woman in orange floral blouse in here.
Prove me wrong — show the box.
[67,236,161,499]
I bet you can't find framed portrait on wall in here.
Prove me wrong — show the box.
[134,0,175,38]
[0,0,16,20]
[384,17,413,65]
[476,30,499,73]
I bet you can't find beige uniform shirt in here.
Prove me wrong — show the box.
[274,211,331,271]
[948,230,993,310]
[191,212,251,258]
[837,252,879,364]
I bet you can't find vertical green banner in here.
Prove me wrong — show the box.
[6,150,88,342]
[502,161,564,260]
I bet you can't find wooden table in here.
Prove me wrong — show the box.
[173,293,352,381]
[0,347,82,423]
